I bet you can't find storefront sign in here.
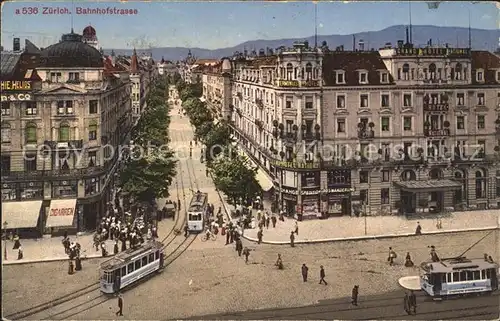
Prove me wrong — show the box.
[50,208,74,216]
[395,47,470,57]
[282,187,354,195]
[1,93,33,101]
[276,80,299,87]
[273,161,321,169]
[282,193,297,201]
[1,81,32,91]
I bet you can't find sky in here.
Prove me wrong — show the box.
[1,1,498,50]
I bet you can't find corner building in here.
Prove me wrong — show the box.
[215,42,500,219]
[1,29,132,235]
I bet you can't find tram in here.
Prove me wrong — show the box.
[420,256,499,298]
[99,240,164,294]
[187,191,208,232]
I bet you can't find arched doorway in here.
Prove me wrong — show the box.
[475,168,487,199]
[428,168,444,212]
[400,170,417,214]
[454,170,467,206]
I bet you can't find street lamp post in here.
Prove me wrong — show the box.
[3,221,8,260]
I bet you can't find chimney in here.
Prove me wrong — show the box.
[358,39,365,51]
[397,40,404,48]
[353,35,356,51]
[13,38,21,52]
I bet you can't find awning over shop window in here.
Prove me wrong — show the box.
[395,179,462,192]
[46,199,77,228]
[256,168,274,192]
[1,201,42,229]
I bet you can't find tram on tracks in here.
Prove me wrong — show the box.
[420,256,499,298]
[99,240,164,294]
[187,191,208,233]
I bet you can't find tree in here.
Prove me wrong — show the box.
[203,122,234,163]
[211,155,260,206]
[120,148,178,204]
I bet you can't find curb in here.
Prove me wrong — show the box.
[240,226,499,245]
[1,253,106,266]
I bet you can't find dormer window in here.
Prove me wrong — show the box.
[359,72,368,84]
[476,69,484,82]
[336,71,345,84]
[380,72,389,83]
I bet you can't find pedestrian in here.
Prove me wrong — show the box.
[115,294,123,316]
[17,245,23,260]
[290,231,295,247]
[236,239,243,256]
[271,215,277,228]
[351,285,359,306]
[301,263,309,282]
[388,247,397,266]
[243,247,250,263]
[101,242,107,257]
[405,252,414,267]
[225,227,230,245]
[275,253,283,270]
[429,245,439,262]
[177,199,181,212]
[68,260,74,275]
[257,229,263,244]
[404,292,410,314]
[408,290,417,314]
[114,241,119,255]
[75,256,82,271]
[266,216,270,229]
[415,222,422,235]
[319,265,328,285]
[184,224,189,237]
[294,221,299,235]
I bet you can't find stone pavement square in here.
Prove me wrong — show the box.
[239,209,499,243]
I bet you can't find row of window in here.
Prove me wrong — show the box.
[1,152,99,172]
[1,178,100,201]
[0,122,98,144]
[333,114,497,134]
[49,72,81,83]
[334,70,389,85]
[104,251,160,282]
[1,100,99,116]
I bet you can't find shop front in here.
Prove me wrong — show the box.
[45,198,77,235]
[325,169,353,216]
[1,200,43,237]
[280,188,297,217]
[301,193,320,220]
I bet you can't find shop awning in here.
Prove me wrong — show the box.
[256,168,274,192]
[46,199,77,228]
[1,201,42,229]
[395,179,462,192]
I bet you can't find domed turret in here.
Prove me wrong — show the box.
[40,29,103,68]
[221,58,231,73]
[82,25,99,50]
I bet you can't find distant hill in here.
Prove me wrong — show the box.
[105,25,499,61]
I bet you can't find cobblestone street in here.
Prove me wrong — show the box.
[3,230,497,319]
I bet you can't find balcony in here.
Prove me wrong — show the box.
[236,92,242,99]
[452,153,498,164]
[1,166,108,182]
[282,132,297,142]
[423,102,449,112]
[357,129,374,140]
[424,128,450,137]
[43,139,84,150]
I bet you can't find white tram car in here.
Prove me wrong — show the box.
[420,256,499,298]
[99,240,164,294]
[187,191,208,233]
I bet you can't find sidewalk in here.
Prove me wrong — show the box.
[217,193,499,244]
[1,218,176,265]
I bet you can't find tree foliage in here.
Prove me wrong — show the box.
[120,76,178,204]
[211,155,260,206]
[203,121,234,163]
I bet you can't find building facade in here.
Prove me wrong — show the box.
[1,29,133,235]
[213,41,500,219]
[157,58,177,79]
